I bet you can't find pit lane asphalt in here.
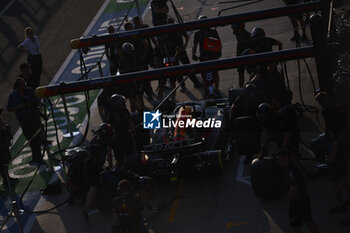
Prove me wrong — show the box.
[0,0,105,131]
[8,0,350,232]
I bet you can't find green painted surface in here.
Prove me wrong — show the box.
[0,90,99,194]
[0,0,151,195]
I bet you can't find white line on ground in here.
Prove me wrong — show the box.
[10,0,110,149]
[22,1,153,232]
[22,92,100,233]
[50,0,111,84]
[0,0,16,16]
[21,0,111,232]
[23,171,59,233]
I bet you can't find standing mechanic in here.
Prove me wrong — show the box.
[231,22,252,88]
[192,15,222,97]
[166,17,202,88]
[18,63,36,90]
[283,0,308,41]
[250,27,282,53]
[17,27,42,89]
[0,108,17,188]
[105,25,120,75]
[109,94,137,167]
[315,92,349,213]
[118,41,143,112]
[133,16,155,101]
[246,50,291,109]
[7,78,43,164]
[151,0,169,26]
[276,147,320,233]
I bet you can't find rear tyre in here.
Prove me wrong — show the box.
[250,157,284,200]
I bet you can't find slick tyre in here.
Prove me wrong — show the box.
[228,87,244,104]
[251,157,284,200]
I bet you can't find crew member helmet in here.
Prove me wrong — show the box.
[117,179,134,193]
[110,94,126,109]
[257,103,274,123]
[231,22,245,31]
[314,91,329,107]
[241,48,255,56]
[65,147,90,163]
[251,27,265,38]
[121,42,135,55]
[138,176,155,193]
[244,83,257,97]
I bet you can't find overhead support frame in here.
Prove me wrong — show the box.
[69,1,321,49]
[36,47,314,98]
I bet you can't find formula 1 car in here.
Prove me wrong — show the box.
[139,99,234,179]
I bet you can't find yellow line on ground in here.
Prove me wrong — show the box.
[168,182,183,223]
[225,221,250,229]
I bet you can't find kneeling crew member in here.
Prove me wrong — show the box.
[112,180,146,233]
[276,147,319,233]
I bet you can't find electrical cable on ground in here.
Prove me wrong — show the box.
[19,103,70,214]
[77,0,135,81]
[294,38,318,113]
[292,36,327,158]
[14,0,139,215]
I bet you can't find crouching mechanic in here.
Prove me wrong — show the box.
[109,94,137,167]
[81,123,114,220]
[80,150,104,223]
[315,92,349,213]
[90,122,114,167]
[112,179,147,233]
[65,124,112,215]
[257,103,300,159]
[65,147,99,205]
[276,147,319,233]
